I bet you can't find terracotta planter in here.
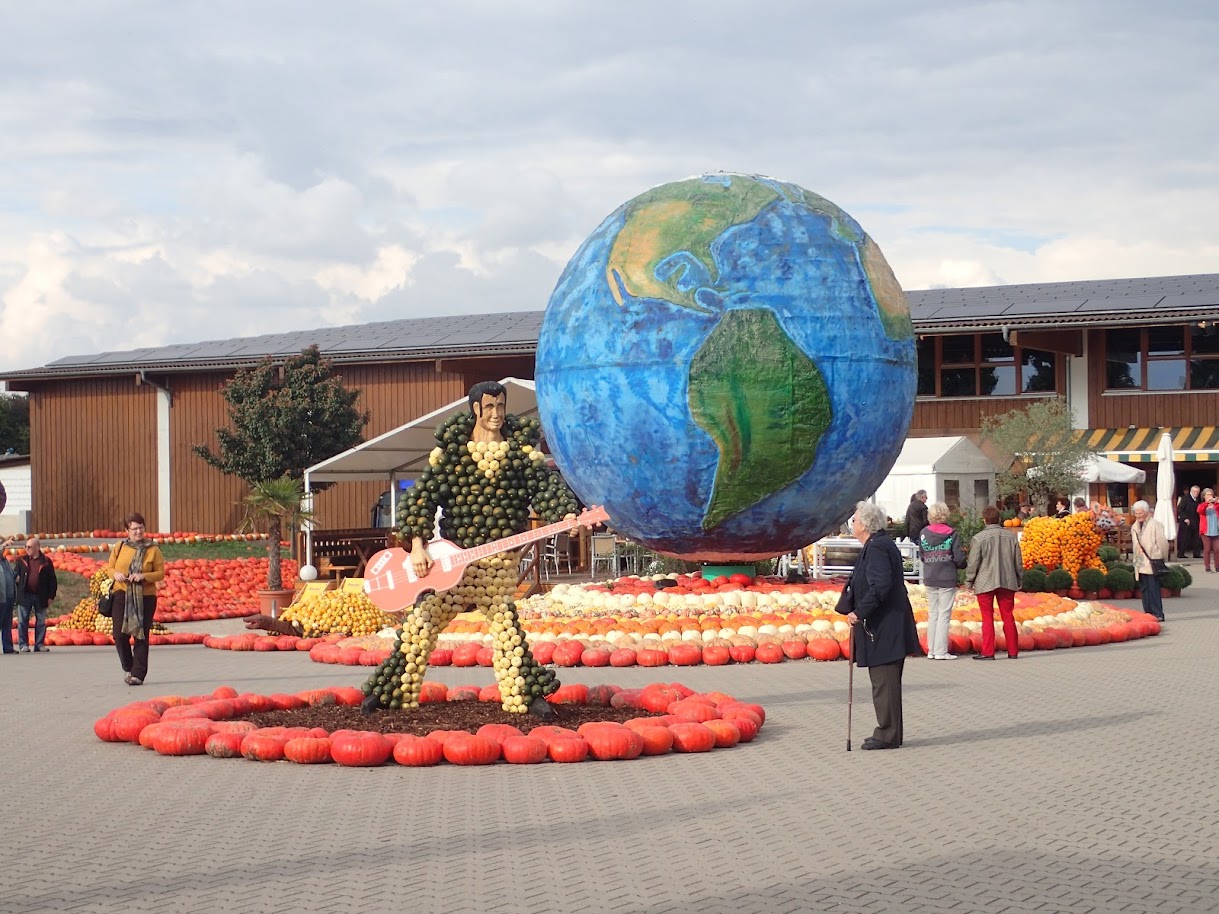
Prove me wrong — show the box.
[1166,589,1182,598]
[1081,591,1099,600]
[257,588,295,618]
[1114,590,1134,600]
[1053,589,1070,597]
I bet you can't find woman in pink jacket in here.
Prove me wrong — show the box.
[1197,489,1219,573]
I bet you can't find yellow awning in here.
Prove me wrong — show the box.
[1079,427,1219,463]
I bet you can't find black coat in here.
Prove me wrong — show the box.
[837,531,922,667]
[905,499,928,543]
[1177,494,1199,525]
[14,553,58,608]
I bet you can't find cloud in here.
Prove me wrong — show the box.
[1,0,1217,373]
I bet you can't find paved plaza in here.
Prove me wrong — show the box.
[2,571,1217,914]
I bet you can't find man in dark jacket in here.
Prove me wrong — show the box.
[1177,485,1203,559]
[838,502,922,750]
[905,490,928,543]
[14,536,57,652]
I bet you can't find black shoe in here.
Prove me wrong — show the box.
[861,737,898,750]
[972,655,994,661]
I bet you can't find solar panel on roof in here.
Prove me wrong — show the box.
[1002,299,1087,315]
[1075,295,1165,312]
[1157,293,1219,308]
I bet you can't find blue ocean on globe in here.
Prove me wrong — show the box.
[536,173,916,561]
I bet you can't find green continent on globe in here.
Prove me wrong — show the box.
[688,309,832,530]
[606,177,779,312]
[860,236,914,341]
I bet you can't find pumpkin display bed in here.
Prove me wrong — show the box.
[94,682,765,766]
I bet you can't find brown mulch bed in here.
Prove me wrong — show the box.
[245,702,663,736]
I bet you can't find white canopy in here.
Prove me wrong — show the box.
[888,436,995,475]
[303,377,538,486]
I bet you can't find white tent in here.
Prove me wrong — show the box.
[871,436,997,522]
[301,377,539,565]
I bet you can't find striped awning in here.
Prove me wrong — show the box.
[1080,427,1219,463]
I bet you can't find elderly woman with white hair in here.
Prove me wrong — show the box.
[1130,499,1167,622]
[836,501,922,750]
[918,502,966,659]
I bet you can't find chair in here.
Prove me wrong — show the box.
[590,534,619,579]
[544,533,573,577]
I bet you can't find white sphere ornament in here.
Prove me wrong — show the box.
[299,564,319,581]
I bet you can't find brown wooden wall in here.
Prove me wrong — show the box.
[28,377,157,532]
[1085,329,1219,427]
[170,372,250,532]
[910,396,1050,437]
[25,355,536,534]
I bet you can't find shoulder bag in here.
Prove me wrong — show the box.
[1132,526,1169,576]
[97,545,120,617]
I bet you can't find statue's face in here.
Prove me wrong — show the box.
[474,393,507,433]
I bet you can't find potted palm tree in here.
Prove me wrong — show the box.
[240,475,315,617]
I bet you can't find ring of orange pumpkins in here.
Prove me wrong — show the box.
[93,682,767,765]
[194,570,1161,666]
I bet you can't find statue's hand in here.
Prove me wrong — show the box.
[411,545,433,578]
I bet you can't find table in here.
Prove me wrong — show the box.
[306,527,393,578]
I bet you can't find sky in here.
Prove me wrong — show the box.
[1,0,1216,374]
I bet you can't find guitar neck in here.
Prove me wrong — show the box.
[454,517,580,565]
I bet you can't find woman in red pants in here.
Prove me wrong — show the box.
[966,505,1025,660]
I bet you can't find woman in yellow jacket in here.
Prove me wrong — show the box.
[105,512,166,685]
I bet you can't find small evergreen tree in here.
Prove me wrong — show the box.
[0,394,30,454]
[194,346,369,587]
[194,346,369,485]
[981,397,1096,514]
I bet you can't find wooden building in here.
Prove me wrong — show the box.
[4,274,1218,532]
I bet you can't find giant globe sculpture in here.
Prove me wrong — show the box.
[536,173,916,561]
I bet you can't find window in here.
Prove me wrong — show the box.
[1104,325,1219,391]
[973,479,990,511]
[917,333,1058,398]
[943,479,960,510]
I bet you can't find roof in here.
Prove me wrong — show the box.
[5,272,1219,383]
[304,378,538,484]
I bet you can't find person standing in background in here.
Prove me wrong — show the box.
[1131,500,1168,620]
[905,490,929,544]
[919,502,966,660]
[1177,485,1202,561]
[1197,489,1218,573]
[966,506,1024,660]
[14,537,57,652]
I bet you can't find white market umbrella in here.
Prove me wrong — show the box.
[1154,432,1177,542]
[1079,454,1146,484]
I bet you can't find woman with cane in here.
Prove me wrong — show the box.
[836,501,922,750]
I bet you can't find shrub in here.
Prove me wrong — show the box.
[1097,544,1119,563]
[1032,564,1049,575]
[1045,568,1074,592]
[1021,568,1047,592]
[1172,564,1193,589]
[1160,567,1186,592]
[1076,567,1106,592]
[1103,567,1135,593]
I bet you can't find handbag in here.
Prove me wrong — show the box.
[97,545,119,617]
[1132,525,1170,577]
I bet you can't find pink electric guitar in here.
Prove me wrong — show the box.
[363,505,609,612]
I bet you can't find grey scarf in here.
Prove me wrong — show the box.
[121,539,150,638]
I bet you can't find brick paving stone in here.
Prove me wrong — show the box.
[1,575,1217,913]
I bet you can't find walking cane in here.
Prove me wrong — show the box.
[846,622,854,752]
